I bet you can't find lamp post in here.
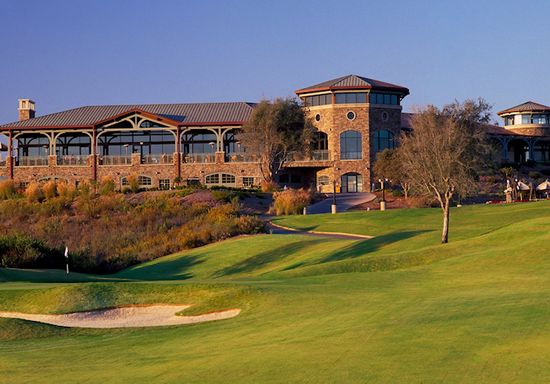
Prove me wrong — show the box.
[332,165,339,214]
[378,178,388,211]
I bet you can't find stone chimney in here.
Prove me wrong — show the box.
[18,99,36,121]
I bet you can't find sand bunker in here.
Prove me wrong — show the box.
[0,305,240,328]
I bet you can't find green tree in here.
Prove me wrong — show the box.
[373,148,411,199]
[238,98,314,183]
[399,99,492,243]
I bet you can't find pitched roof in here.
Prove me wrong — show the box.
[296,74,409,95]
[497,101,550,115]
[0,102,256,129]
[401,112,516,136]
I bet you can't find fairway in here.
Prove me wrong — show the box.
[1,202,549,383]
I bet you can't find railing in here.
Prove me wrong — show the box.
[182,153,215,164]
[141,154,173,165]
[57,155,88,166]
[16,156,49,167]
[99,155,132,165]
[286,150,330,162]
[224,153,258,162]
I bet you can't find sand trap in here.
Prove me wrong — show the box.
[0,305,240,329]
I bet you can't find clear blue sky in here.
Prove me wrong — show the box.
[1,0,549,124]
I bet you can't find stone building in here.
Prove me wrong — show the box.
[0,75,548,191]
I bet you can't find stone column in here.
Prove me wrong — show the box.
[48,155,57,167]
[215,151,225,164]
[131,153,142,166]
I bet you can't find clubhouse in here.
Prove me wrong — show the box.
[0,75,549,192]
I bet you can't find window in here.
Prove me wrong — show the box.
[205,174,219,184]
[373,130,395,154]
[243,177,255,188]
[317,175,330,185]
[382,111,388,121]
[159,179,170,190]
[522,115,531,124]
[347,111,356,120]
[221,174,236,184]
[305,94,332,106]
[315,114,321,122]
[533,114,547,125]
[505,116,514,126]
[121,177,129,186]
[138,176,152,186]
[369,93,400,105]
[340,131,362,160]
[335,93,367,104]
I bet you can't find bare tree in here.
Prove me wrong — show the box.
[238,98,314,183]
[399,99,492,243]
[373,148,411,199]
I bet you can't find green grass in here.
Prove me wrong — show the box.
[0,201,549,383]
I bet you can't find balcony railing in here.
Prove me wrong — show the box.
[99,155,132,166]
[224,152,258,162]
[16,156,49,167]
[286,150,330,162]
[141,154,173,165]
[182,153,215,164]
[57,155,88,166]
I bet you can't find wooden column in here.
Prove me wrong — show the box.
[8,130,13,180]
[176,126,181,179]
[92,127,97,181]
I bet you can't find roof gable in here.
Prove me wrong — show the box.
[0,102,256,129]
[296,74,409,95]
[497,101,550,115]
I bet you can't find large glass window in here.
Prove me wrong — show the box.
[98,131,175,156]
[56,133,91,156]
[532,114,547,125]
[521,115,531,124]
[304,94,332,106]
[341,173,363,193]
[181,131,217,154]
[369,93,400,105]
[17,134,50,157]
[340,131,362,160]
[373,130,396,154]
[335,93,367,104]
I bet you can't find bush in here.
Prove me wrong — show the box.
[270,189,311,215]
[57,181,77,200]
[528,171,542,180]
[99,176,116,195]
[127,174,140,193]
[25,182,44,203]
[0,234,62,268]
[260,180,279,192]
[43,180,57,200]
[0,180,18,200]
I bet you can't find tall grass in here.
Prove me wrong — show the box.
[270,189,311,215]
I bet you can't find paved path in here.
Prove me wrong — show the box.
[267,221,373,241]
[306,192,376,214]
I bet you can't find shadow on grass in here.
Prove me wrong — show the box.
[321,230,430,263]
[213,239,325,277]
[120,255,205,281]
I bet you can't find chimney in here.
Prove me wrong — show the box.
[18,99,36,121]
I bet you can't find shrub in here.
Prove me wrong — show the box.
[25,182,44,203]
[0,180,18,200]
[270,189,311,215]
[57,181,77,200]
[0,234,61,268]
[260,180,279,192]
[43,180,58,200]
[99,176,116,195]
[528,171,541,180]
[127,174,140,193]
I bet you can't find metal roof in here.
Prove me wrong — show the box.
[296,74,409,95]
[1,102,256,129]
[497,101,550,115]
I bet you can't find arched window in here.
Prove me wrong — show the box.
[340,131,362,160]
[373,130,395,154]
[121,175,152,188]
[317,175,330,186]
[205,173,236,187]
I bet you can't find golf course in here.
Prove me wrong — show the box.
[1,201,549,383]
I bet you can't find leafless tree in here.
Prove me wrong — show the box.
[399,99,492,243]
[373,148,411,199]
[238,98,314,183]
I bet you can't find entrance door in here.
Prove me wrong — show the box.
[341,173,363,193]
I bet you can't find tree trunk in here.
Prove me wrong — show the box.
[441,201,450,244]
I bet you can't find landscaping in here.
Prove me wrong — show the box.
[0,201,549,383]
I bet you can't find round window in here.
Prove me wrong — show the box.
[315,114,321,122]
[382,111,388,121]
[346,111,356,121]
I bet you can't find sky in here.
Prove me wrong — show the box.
[1,0,550,125]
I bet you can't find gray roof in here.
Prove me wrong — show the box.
[497,101,550,115]
[296,74,409,95]
[1,102,255,129]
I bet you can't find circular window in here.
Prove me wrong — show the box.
[382,111,388,121]
[346,111,356,121]
[315,114,321,122]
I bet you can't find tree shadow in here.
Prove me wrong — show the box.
[321,230,431,263]
[213,239,325,277]
[122,254,205,281]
